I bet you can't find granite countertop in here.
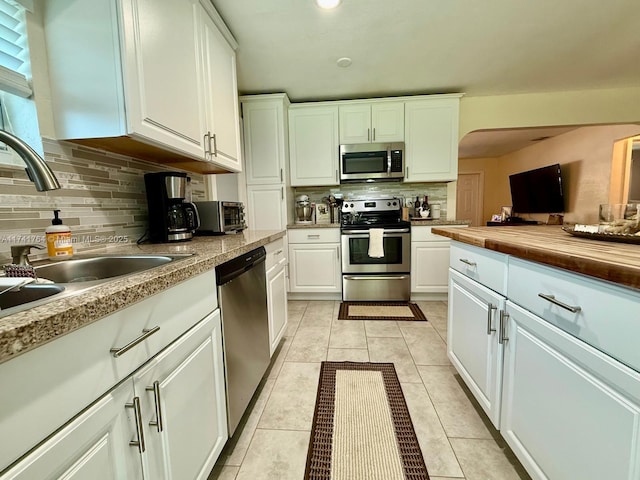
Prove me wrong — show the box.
[287,223,340,229]
[432,225,640,291]
[0,229,286,364]
[287,220,469,229]
[410,219,470,226]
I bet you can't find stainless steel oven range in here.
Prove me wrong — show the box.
[341,197,411,301]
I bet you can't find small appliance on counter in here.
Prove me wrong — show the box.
[144,172,199,243]
[194,201,245,235]
[295,195,313,224]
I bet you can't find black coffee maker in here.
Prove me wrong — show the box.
[144,172,200,243]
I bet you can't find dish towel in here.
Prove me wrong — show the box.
[368,228,385,258]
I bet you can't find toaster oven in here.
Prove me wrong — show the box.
[194,201,245,234]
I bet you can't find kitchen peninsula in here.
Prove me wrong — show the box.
[433,224,640,480]
[432,224,640,288]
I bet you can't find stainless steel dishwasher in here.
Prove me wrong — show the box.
[216,246,270,436]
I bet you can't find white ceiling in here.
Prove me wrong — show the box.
[211,0,640,156]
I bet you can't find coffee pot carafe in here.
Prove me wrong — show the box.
[144,172,200,243]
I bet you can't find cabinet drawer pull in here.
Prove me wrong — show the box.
[110,326,160,358]
[459,258,477,267]
[274,249,283,255]
[307,234,320,239]
[146,381,164,433]
[487,303,497,335]
[538,293,581,313]
[125,396,145,453]
[499,310,509,344]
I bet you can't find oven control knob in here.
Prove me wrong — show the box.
[387,202,391,206]
[392,201,397,206]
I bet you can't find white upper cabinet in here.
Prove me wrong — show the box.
[404,95,461,182]
[289,105,339,186]
[45,0,241,174]
[339,102,404,144]
[198,3,242,172]
[242,94,290,185]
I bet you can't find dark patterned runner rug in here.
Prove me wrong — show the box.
[338,302,427,321]
[304,362,430,480]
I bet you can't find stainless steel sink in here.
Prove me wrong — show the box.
[0,254,194,318]
[34,254,192,283]
[0,284,65,310]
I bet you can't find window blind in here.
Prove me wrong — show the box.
[0,0,31,97]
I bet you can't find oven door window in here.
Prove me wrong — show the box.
[348,236,403,264]
[342,151,387,174]
[223,207,241,227]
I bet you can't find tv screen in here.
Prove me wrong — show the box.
[509,164,565,214]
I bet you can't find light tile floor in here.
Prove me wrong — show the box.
[209,300,531,480]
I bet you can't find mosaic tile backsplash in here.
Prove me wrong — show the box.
[294,182,448,216]
[0,138,205,264]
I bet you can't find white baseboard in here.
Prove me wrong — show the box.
[287,292,342,301]
[411,292,449,302]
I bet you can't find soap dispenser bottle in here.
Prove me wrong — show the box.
[46,210,73,260]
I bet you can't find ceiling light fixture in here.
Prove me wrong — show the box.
[316,0,341,9]
[336,57,352,67]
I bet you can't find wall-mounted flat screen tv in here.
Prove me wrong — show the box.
[509,163,565,214]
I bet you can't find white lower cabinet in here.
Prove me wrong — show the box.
[288,243,341,293]
[448,240,640,480]
[501,301,640,480]
[411,225,467,298]
[267,258,288,355]
[448,269,505,427]
[1,307,227,480]
[1,382,142,480]
[287,228,341,296]
[133,310,227,480]
[265,238,288,355]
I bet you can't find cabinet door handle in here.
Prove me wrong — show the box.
[372,127,376,141]
[459,258,477,267]
[499,310,509,344]
[538,293,582,313]
[367,128,370,142]
[280,168,283,182]
[203,133,210,158]
[487,303,496,335]
[211,133,217,156]
[405,166,409,179]
[125,396,146,453]
[146,380,164,433]
[281,186,284,200]
[336,169,339,182]
[110,326,160,358]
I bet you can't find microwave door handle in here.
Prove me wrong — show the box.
[387,146,392,176]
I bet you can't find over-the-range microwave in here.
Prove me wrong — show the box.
[339,142,404,183]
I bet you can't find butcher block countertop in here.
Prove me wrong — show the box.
[432,225,640,291]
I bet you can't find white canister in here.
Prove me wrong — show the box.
[431,204,441,219]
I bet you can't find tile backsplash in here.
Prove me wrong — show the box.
[294,182,448,217]
[0,138,205,264]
